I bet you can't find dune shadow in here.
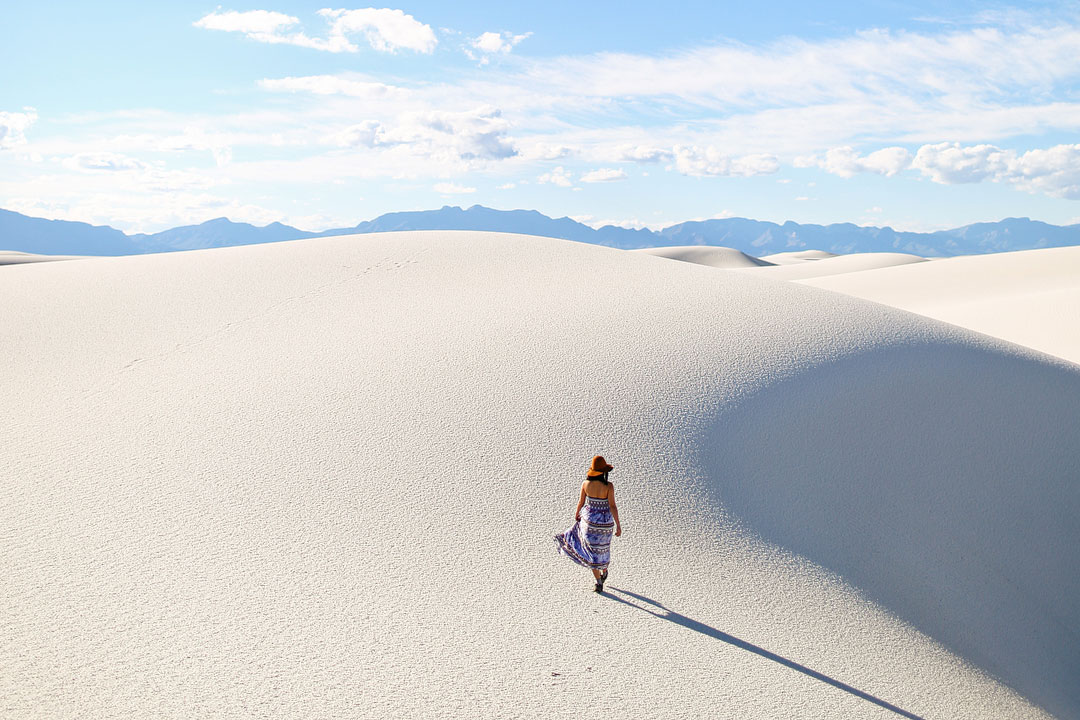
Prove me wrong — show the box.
[603,587,924,720]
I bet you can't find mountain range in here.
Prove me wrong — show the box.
[3,205,1079,257]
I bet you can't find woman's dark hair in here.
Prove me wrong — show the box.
[589,471,610,485]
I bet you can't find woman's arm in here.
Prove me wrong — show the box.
[609,484,622,536]
[574,482,587,521]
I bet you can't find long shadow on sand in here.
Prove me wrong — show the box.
[603,587,924,720]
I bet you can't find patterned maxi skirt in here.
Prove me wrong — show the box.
[555,496,614,570]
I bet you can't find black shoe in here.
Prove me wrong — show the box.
[601,569,608,582]
[594,578,604,593]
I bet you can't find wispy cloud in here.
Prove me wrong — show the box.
[259,74,408,99]
[433,182,476,194]
[580,168,627,183]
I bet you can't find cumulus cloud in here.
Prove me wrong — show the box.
[259,74,407,98]
[0,109,38,149]
[318,8,437,53]
[467,30,531,63]
[803,146,914,178]
[194,7,436,53]
[671,146,780,177]
[580,168,627,183]
[799,140,1080,200]
[912,142,1012,183]
[433,182,476,194]
[913,141,1080,199]
[538,166,573,187]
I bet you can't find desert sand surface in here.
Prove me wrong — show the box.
[799,245,1080,366]
[633,245,773,268]
[3,231,1078,719]
[735,252,927,280]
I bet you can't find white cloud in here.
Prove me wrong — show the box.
[335,120,383,148]
[433,182,476,194]
[331,106,516,163]
[318,8,437,54]
[194,10,327,49]
[912,142,1011,183]
[538,166,573,187]
[194,10,299,35]
[469,30,532,61]
[194,7,436,54]
[386,106,516,160]
[62,152,150,172]
[1008,144,1080,199]
[800,140,1080,200]
[580,168,627,183]
[259,74,408,99]
[671,146,780,177]
[518,142,573,161]
[0,109,38,149]
[524,24,1080,112]
[613,145,672,163]
[809,146,914,177]
[913,141,1080,199]
[497,182,516,189]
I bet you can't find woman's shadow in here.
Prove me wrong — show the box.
[602,587,924,720]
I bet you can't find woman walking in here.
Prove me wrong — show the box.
[555,455,622,592]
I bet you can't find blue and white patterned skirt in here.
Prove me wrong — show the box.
[555,496,614,570]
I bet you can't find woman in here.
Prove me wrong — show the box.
[554,455,623,592]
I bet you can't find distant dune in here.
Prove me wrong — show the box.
[2,232,1077,719]
[800,245,1080,366]
[736,252,927,280]
[758,249,838,264]
[0,250,83,265]
[632,245,773,268]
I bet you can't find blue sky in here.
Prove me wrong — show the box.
[2,1,1079,233]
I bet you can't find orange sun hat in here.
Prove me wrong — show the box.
[587,455,614,477]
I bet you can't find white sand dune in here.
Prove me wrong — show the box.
[798,245,1080,366]
[0,250,83,265]
[632,245,773,268]
[759,249,838,264]
[3,232,1078,719]
[736,252,927,280]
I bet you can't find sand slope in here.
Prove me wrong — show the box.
[799,245,1080,366]
[632,245,773,268]
[2,232,1078,719]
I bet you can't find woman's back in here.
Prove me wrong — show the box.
[584,478,611,499]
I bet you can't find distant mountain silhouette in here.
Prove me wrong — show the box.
[3,205,1078,257]
[0,208,140,255]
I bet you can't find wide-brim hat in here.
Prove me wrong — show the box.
[587,455,614,476]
